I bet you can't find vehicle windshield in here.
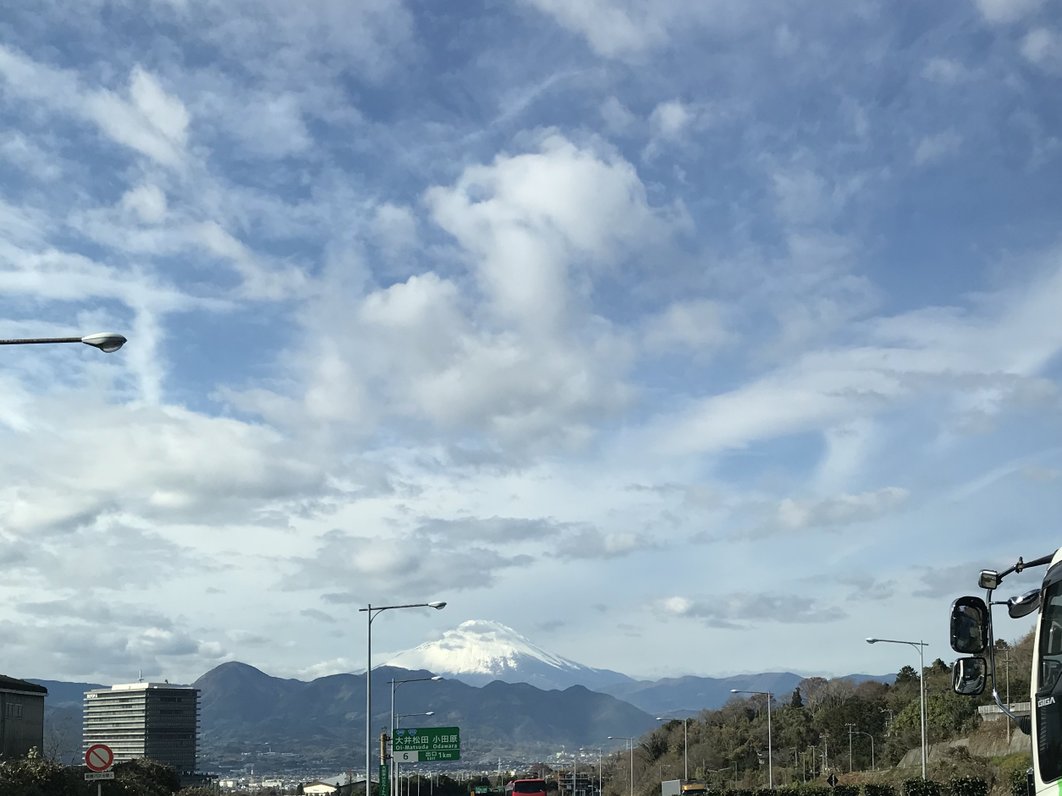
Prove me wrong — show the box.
[1038,573,1062,783]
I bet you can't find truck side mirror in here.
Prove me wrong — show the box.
[1008,589,1041,619]
[953,657,987,695]
[950,595,990,653]
[979,570,1000,590]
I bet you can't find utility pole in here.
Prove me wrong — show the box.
[845,724,854,772]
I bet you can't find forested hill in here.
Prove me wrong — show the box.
[626,632,1034,790]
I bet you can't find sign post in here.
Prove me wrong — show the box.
[85,743,115,795]
[392,727,461,762]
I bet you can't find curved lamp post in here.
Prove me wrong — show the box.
[656,716,689,781]
[0,332,127,352]
[854,731,875,770]
[360,601,446,795]
[730,690,772,789]
[866,637,927,779]
[607,736,634,796]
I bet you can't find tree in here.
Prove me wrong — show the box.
[112,757,181,796]
[790,688,804,708]
[0,754,85,796]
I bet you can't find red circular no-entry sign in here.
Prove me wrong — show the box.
[85,743,114,772]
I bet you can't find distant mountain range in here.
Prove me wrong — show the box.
[194,662,655,770]
[24,619,895,772]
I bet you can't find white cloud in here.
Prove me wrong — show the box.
[650,100,693,140]
[556,528,656,559]
[775,487,909,532]
[0,48,188,167]
[0,132,63,181]
[84,67,189,167]
[1021,28,1062,73]
[121,184,168,224]
[914,131,962,165]
[427,133,671,330]
[521,0,668,58]
[643,99,714,160]
[657,592,841,628]
[642,299,732,353]
[923,57,968,84]
[370,202,418,254]
[973,0,1044,25]
[600,96,638,135]
[196,89,313,158]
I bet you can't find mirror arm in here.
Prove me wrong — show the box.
[996,553,1055,586]
[985,585,1024,724]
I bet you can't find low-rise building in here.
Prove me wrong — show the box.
[0,674,47,759]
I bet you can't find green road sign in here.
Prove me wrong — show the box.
[392,726,461,761]
[380,763,389,796]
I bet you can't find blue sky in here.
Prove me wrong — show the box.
[1,0,1060,685]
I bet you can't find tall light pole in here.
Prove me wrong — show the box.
[655,716,689,781]
[853,731,875,770]
[866,637,928,779]
[730,690,772,789]
[607,736,634,796]
[391,676,442,796]
[0,332,127,352]
[360,601,446,796]
[844,724,854,772]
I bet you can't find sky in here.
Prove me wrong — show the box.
[1,0,1061,687]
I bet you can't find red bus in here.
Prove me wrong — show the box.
[506,779,547,796]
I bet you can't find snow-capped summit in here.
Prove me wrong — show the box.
[383,619,633,691]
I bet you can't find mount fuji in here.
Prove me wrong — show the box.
[383,619,635,691]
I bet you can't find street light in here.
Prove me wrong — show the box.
[853,731,875,770]
[360,601,446,796]
[607,736,634,796]
[0,332,127,352]
[844,723,854,772]
[730,690,772,789]
[655,716,689,780]
[866,637,928,779]
[391,676,442,796]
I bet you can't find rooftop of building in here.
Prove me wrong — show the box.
[0,674,48,695]
[86,681,198,693]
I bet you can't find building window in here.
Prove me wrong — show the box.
[5,703,23,719]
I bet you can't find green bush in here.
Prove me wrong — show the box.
[947,778,987,796]
[1008,769,1030,796]
[903,780,942,796]
[773,787,828,796]
[835,786,859,796]
[864,785,896,796]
